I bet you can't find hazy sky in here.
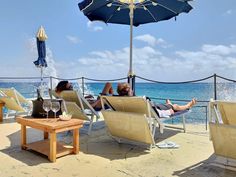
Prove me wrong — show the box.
[0,0,236,82]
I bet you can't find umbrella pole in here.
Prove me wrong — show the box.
[128,0,134,91]
[40,67,43,88]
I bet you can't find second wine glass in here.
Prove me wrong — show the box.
[51,101,60,118]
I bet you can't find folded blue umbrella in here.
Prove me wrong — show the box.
[33,38,47,68]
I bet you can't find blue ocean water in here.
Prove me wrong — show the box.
[0,81,235,124]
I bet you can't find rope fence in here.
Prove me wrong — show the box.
[0,73,236,130]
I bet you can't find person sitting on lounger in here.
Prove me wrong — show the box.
[117,83,196,117]
[55,81,114,111]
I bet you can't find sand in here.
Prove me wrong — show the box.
[0,119,236,177]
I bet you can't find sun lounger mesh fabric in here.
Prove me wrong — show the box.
[102,111,155,145]
[218,101,236,125]
[0,97,25,112]
[0,88,29,104]
[209,123,236,159]
[64,102,89,121]
[209,100,236,159]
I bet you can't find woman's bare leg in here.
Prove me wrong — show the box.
[92,82,113,110]
[172,99,196,111]
[101,82,113,95]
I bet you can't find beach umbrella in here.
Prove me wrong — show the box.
[78,0,193,89]
[33,26,48,86]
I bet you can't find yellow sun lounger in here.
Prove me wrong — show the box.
[0,87,29,104]
[100,96,188,147]
[0,88,30,118]
[209,100,236,159]
[102,111,155,145]
[54,90,100,134]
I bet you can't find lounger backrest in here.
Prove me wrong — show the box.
[60,90,99,117]
[0,97,25,112]
[49,89,60,99]
[101,96,151,116]
[0,88,28,104]
[63,101,89,121]
[60,90,83,109]
[218,101,236,125]
[102,110,155,145]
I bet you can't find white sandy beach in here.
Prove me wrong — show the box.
[0,119,236,177]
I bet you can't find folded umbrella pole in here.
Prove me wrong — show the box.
[33,26,48,90]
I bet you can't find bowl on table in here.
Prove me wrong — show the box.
[59,114,72,121]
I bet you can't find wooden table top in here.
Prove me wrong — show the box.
[16,117,83,132]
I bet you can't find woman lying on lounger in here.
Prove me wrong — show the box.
[55,80,114,111]
[117,83,196,117]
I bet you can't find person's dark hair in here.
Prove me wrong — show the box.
[55,80,73,93]
[117,83,130,96]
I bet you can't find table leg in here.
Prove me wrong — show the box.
[21,125,27,150]
[49,132,57,162]
[0,103,4,122]
[44,131,49,139]
[73,129,79,154]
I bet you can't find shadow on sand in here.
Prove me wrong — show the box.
[1,121,181,166]
[173,154,236,177]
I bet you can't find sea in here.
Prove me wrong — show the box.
[0,81,236,125]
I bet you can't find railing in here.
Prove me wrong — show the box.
[0,73,236,130]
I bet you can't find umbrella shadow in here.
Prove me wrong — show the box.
[173,154,236,177]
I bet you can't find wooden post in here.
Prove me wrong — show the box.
[44,131,49,139]
[49,132,57,162]
[0,102,4,122]
[73,129,79,154]
[21,125,27,150]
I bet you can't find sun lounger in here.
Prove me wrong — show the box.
[102,111,155,145]
[56,90,100,134]
[0,88,30,118]
[100,96,188,147]
[209,100,236,159]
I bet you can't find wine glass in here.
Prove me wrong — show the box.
[43,100,52,118]
[51,101,60,118]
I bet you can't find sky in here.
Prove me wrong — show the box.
[0,0,236,82]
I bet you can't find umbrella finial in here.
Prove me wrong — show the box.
[37,26,48,41]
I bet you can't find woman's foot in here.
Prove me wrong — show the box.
[166,99,172,105]
[187,98,197,108]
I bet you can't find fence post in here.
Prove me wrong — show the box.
[205,106,208,130]
[128,75,136,96]
[50,76,53,90]
[213,73,217,100]
[132,75,136,96]
[82,77,85,97]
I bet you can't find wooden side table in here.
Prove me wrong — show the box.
[16,117,83,162]
[0,102,5,122]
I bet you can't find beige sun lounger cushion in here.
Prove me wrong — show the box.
[63,101,89,121]
[102,111,155,145]
[59,90,99,117]
[101,96,187,133]
[217,101,236,125]
[57,90,99,134]
[209,123,236,159]
[209,100,236,159]
[0,88,29,104]
[101,96,150,115]
[0,96,25,112]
